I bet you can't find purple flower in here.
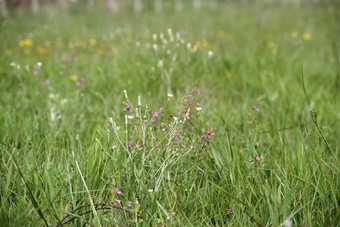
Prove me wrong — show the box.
[151,118,157,123]
[114,187,122,194]
[255,156,260,161]
[107,121,112,126]
[162,124,168,131]
[175,130,180,136]
[252,105,259,111]
[114,199,121,206]
[33,70,39,75]
[152,111,158,116]
[155,146,159,150]
[250,160,254,164]
[136,141,143,148]
[124,105,130,111]
[128,140,133,147]
[44,79,50,84]
[196,88,201,94]
[75,81,82,86]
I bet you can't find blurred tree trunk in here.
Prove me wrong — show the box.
[175,0,182,12]
[134,0,142,13]
[0,0,9,18]
[193,0,201,10]
[107,0,119,13]
[155,0,162,13]
[31,0,40,15]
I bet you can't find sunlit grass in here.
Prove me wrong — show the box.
[0,2,339,226]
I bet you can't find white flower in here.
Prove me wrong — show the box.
[148,189,154,192]
[135,41,141,47]
[152,34,157,41]
[37,62,42,68]
[282,218,292,227]
[166,49,171,55]
[186,43,191,49]
[152,43,158,51]
[167,28,172,35]
[111,145,117,150]
[208,51,213,57]
[10,62,16,67]
[157,60,163,68]
[127,115,134,119]
[196,107,202,111]
[167,93,173,98]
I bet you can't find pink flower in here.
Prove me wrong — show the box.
[250,160,254,164]
[255,156,260,161]
[107,121,112,126]
[151,111,158,116]
[75,81,82,86]
[44,79,50,84]
[162,124,168,131]
[155,146,159,150]
[114,199,121,206]
[128,141,133,147]
[33,70,38,75]
[151,118,157,123]
[252,105,259,111]
[136,141,143,148]
[124,105,130,111]
[175,130,180,136]
[114,187,122,194]
[196,88,201,94]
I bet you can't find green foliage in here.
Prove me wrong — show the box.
[0,3,339,226]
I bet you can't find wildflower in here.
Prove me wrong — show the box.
[152,43,158,50]
[148,189,154,192]
[283,218,292,227]
[252,105,259,111]
[33,70,38,75]
[151,118,157,123]
[175,130,180,136]
[113,199,121,206]
[266,41,274,49]
[89,38,96,46]
[10,62,16,67]
[126,201,133,207]
[208,51,213,57]
[111,145,117,150]
[75,81,82,86]
[127,115,134,119]
[255,156,260,161]
[196,107,202,111]
[36,62,42,68]
[152,111,158,116]
[136,141,143,148]
[114,187,122,194]
[155,146,159,150]
[218,30,225,37]
[196,88,201,94]
[302,33,311,41]
[44,79,50,84]
[167,93,173,98]
[107,121,112,126]
[152,34,157,41]
[250,160,254,164]
[124,105,130,111]
[44,41,51,47]
[70,75,78,81]
[19,38,33,47]
[23,64,29,70]
[162,124,168,131]
[128,141,133,147]
[157,60,163,68]
[291,30,298,38]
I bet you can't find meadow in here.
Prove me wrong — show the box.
[0,2,339,226]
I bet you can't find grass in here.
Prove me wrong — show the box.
[0,2,339,226]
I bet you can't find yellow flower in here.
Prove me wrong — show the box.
[97,49,103,55]
[266,41,274,49]
[271,47,278,55]
[19,38,33,47]
[217,30,225,37]
[68,42,75,49]
[291,30,298,38]
[37,47,47,55]
[70,75,78,81]
[89,38,96,46]
[44,41,51,47]
[302,33,311,41]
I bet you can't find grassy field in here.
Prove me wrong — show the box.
[0,2,339,226]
